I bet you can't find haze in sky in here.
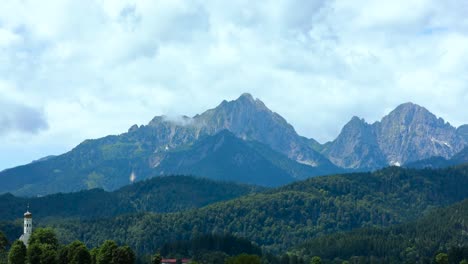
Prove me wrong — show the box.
[1,0,468,170]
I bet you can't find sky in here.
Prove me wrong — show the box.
[1,0,468,170]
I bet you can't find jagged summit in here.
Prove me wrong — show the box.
[382,102,444,125]
[322,115,384,169]
[1,94,466,196]
[192,93,331,167]
[323,102,466,169]
[220,93,269,111]
[347,116,367,126]
[0,93,339,195]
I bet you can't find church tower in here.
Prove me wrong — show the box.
[19,207,32,247]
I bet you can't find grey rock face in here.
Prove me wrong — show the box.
[457,125,468,143]
[144,93,334,169]
[377,103,464,165]
[322,117,386,169]
[406,146,468,169]
[150,130,297,186]
[2,93,465,195]
[193,93,333,168]
[323,103,466,169]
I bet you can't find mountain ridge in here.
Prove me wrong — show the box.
[1,94,467,196]
[149,130,314,186]
[0,94,340,196]
[323,102,467,169]
[405,146,468,169]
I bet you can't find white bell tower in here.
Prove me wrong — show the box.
[19,205,32,247]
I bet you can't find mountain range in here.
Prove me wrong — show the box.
[323,102,467,169]
[0,93,467,196]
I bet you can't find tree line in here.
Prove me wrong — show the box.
[3,228,135,264]
[1,227,466,264]
[0,229,321,264]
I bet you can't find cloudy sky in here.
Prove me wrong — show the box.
[1,0,468,170]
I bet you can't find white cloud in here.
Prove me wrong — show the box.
[0,0,468,169]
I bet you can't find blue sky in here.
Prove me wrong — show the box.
[1,0,468,170]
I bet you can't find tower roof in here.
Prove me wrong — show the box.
[24,210,32,218]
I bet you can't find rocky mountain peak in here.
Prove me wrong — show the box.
[128,93,331,169]
[231,93,269,111]
[239,92,255,101]
[377,103,463,164]
[322,116,384,169]
[346,116,367,128]
[382,102,440,125]
[329,116,370,142]
[323,102,467,169]
[128,124,139,133]
[191,93,332,167]
[147,115,166,126]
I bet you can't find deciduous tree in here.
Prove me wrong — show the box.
[96,240,118,264]
[8,240,26,264]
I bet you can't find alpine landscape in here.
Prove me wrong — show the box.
[1,1,467,264]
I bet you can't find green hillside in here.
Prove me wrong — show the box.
[151,130,331,186]
[0,130,331,196]
[294,198,468,263]
[41,165,468,254]
[0,94,342,196]
[0,176,262,221]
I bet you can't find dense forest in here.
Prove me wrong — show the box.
[1,165,468,263]
[1,209,467,264]
[34,165,468,255]
[0,176,262,221]
[294,198,468,263]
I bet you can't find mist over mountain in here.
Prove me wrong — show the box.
[0,94,466,196]
[0,94,340,196]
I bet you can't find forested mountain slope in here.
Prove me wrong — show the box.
[43,165,468,254]
[0,176,262,221]
[0,94,337,196]
[294,198,468,263]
